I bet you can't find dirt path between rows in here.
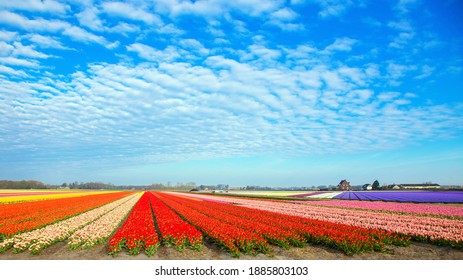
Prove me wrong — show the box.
[0,240,461,260]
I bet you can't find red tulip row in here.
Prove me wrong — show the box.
[157,192,410,255]
[108,193,159,256]
[148,192,202,250]
[156,193,304,249]
[213,197,410,253]
[154,192,270,257]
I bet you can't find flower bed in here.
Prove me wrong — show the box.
[149,192,202,251]
[295,200,463,218]
[157,193,304,249]
[155,193,269,257]
[67,194,140,249]
[108,192,159,256]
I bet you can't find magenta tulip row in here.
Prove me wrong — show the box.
[294,200,463,218]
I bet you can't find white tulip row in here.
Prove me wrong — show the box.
[308,192,342,199]
[67,193,141,249]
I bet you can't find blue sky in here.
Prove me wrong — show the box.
[0,0,462,187]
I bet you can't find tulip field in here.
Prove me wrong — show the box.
[0,189,462,259]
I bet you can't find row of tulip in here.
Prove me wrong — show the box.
[149,193,203,250]
[0,191,131,239]
[0,194,137,254]
[155,193,270,257]
[158,193,304,249]
[68,194,141,250]
[307,192,342,199]
[179,193,463,248]
[108,193,160,256]
[0,191,111,204]
[296,200,463,218]
[159,193,408,255]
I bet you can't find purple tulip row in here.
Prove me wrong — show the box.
[333,191,463,203]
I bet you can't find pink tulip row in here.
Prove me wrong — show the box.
[0,194,137,254]
[175,193,463,246]
[294,200,463,218]
[67,194,140,249]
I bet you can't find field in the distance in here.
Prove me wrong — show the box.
[1,189,462,260]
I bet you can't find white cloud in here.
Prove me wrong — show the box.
[378,92,401,102]
[207,25,226,37]
[157,23,184,35]
[268,9,305,32]
[179,39,210,56]
[106,41,120,50]
[388,20,413,32]
[324,37,357,52]
[321,70,348,90]
[290,0,307,4]
[0,11,114,48]
[386,62,417,83]
[271,7,297,21]
[154,0,283,18]
[12,42,49,58]
[395,0,418,14]
[28,34,70,49]
[389,32,415,49]
[0,41,14,56]
[0,57,39,68]
[154,0,223,17]
[127,43,180,62]
[0,30,18,41]
[229,18,249,34]
[311,0,354,18]
[76,7,105,31]
[415,65,434,80]
[108,22,140,34]
[62,26,109,46]
[0,64,28,76]
[0,10,67,32]
[241,44,282,64]
[338,66,367,86]
[0,0,69,14]
[102,2,162,25]
[152,0,302,31]
[347,89,373,103]
[285,44,318,61]
[229,0,284,16]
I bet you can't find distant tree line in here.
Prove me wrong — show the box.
[0,180,49,189]
[60,182,116,190]
[59,181,201,191]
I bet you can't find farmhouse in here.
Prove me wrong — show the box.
[338,180,351,191]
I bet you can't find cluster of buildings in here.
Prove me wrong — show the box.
[337,179,442,191]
